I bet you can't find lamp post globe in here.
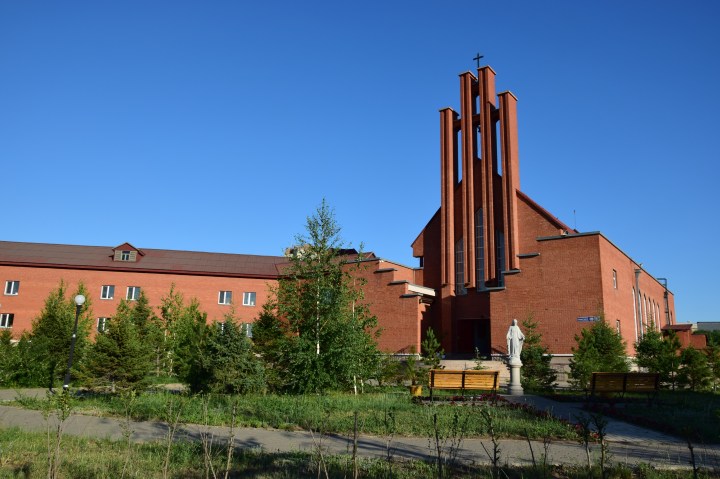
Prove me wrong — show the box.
[62,294,86,391]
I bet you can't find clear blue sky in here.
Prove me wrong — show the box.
[2,1,718,324]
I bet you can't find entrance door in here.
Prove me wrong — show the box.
[456,319,490,356]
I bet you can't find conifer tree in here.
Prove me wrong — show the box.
[127,291,164,376]
[634,323,682,387]
[169,299,208,385]
[188,314,265,394]
[81,300,151,392]
[705,337,720,391]
[520,314,557,391]
[678,346,712,391]
[569,316,628,389]
[253,199,380,393]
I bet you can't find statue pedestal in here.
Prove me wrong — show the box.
[506,357,524,396]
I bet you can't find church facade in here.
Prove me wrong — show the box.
[411,66,674,357]
[0,65,675,358]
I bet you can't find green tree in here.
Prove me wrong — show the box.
[126,291,165,377]
[81,300,151,392]
[168,298,208,386]
[705,337,720,391]
[569,317,628,389]
[30,281,93,389]
[421,327,444,370]
[253,199,380,393]
[678,346,712,391]
[634,325,682,388]
[520,314,557,391]
[0,330,16,386]
[252,304,292,391]
[188,314,266,394]
[158,284,187,376]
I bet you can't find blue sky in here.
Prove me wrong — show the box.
[2,1,718,324]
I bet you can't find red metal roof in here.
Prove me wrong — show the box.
[0,241,288,278]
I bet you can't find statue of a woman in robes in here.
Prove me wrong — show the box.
[506,319,525,359]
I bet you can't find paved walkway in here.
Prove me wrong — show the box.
[1,389,718,470]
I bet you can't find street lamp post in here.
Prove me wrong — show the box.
[62,294,86,391]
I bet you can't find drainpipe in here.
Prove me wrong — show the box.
[634,268,643,339]
[657,277,670,326]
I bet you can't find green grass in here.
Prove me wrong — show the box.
[12,389,578,440]
[585,390,720,443]
[0,427,711,479]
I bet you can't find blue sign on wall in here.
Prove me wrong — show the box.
[577,316,600,322]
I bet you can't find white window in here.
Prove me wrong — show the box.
[243,323,253,337]
[121,250,131,261]
[4,281,19,295]
[101,285,115,300]
[0,313,13,328]
[616,320,621,335]
[612,270,617,289]
[218,291,233,305]
[97,317,109,333]
[127,286,141,301]
[242,292,256,306]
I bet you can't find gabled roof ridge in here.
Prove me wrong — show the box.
[516,190,576,233]
[113,242,144,256]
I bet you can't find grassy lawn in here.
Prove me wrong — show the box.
[0,427,704,479]
[12,388,578,440]
[583,390,720,444]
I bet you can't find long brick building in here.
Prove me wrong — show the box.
[0,65,674,357]
[0,241,432,354]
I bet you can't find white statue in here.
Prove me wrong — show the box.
[506,319,525,359]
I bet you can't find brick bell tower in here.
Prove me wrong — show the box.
[437,65,522,355]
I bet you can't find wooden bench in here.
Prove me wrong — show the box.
[590,372,660,403]
[428,369,499,400]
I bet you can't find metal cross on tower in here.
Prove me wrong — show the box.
[473,53,484,68]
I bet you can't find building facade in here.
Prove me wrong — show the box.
[0,241,431,354]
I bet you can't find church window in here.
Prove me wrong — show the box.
[496,231,506,287]
[475,209,485,290]
[455,238,466,295]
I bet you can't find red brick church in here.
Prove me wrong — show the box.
[412,66,674,357]
[0,65,674,358]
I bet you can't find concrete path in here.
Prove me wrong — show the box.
[1,389,718,470]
